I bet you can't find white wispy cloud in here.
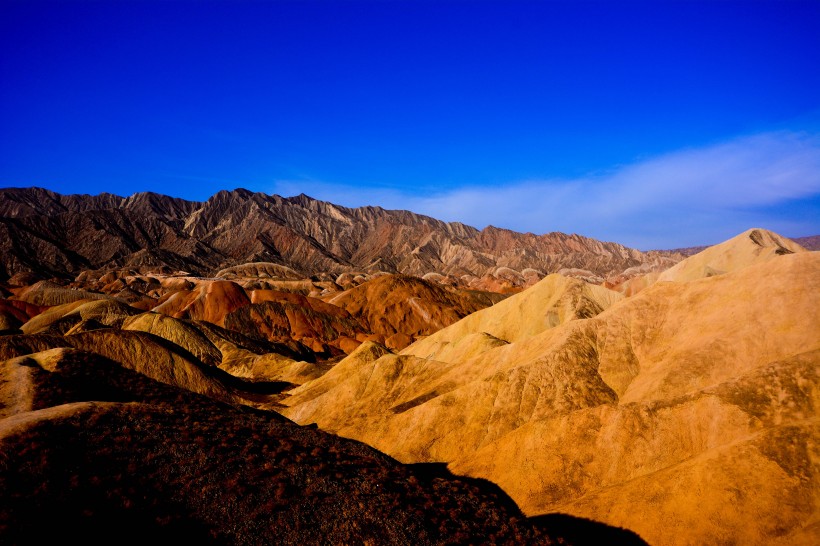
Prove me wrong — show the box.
[271,130,820,249]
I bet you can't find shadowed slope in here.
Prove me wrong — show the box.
[0,346,634,545]
[0,299,41,333]
[0,330,235,403]
[225,291,366,353]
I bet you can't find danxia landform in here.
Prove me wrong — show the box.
[1,187,817,546]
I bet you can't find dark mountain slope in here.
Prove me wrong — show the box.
[0,344,647,545]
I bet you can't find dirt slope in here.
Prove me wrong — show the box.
[282,245,820,546]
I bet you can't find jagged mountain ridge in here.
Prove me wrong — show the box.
[0,186,679,282]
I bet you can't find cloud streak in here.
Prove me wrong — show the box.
[272,130,820,249]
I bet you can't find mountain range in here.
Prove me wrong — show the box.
[0,187,682,287]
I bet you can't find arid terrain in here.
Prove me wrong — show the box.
[1,189,818,545]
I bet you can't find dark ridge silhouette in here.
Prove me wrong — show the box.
[408,463,650,545]
[529,514,649,546]
[1,347,573,544]
[407,462,526,515]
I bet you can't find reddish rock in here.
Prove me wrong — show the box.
[385,332,414,351]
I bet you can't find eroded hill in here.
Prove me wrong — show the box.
[1,205,815,545]
[282,230,820,546]
[0,278,656,546]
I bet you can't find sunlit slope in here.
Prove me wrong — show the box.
[657,227,806,282]
[282,247,820,546]
[282,273,627,458]
[404,274,622,361]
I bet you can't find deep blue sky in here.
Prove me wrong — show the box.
[2,0,819,248]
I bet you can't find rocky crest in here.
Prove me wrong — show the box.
[0,187,681,285]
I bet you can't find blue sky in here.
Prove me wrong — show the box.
[1,0,819,249]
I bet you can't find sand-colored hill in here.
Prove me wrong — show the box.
[21,298,142,335]
[0,329,235,404]
[122,312,224,367]
[282,248,820,546]
[7,273,491,383]
[187,319,321,386]
[406,273,622,362]
[454,349,819,545]
[607,228,808,295]
[4,282,328,404]
[283,273,627,450]
[12,280,110,307]
[657,227,806,282]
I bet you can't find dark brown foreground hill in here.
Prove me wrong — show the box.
[0,345,647,545]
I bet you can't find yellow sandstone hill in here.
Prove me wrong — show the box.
[282,232,820,546]
[611,228,807,296]
[0,329,235,404]
[656,227,806,282]
[406,273,622,361]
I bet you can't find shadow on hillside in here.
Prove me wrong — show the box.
[529,513,649,546]
[407,462,649,546]
[5,500,218,546]
[143,332,296,395]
